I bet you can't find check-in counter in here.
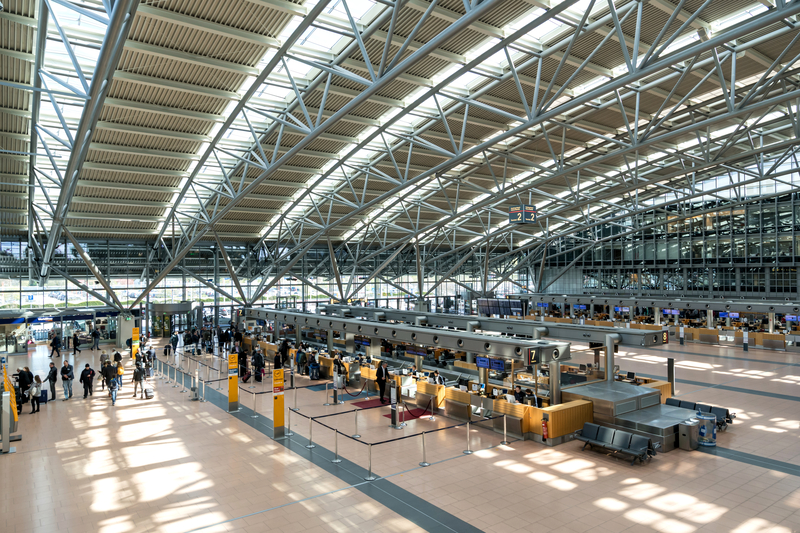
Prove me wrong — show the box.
[443,390,593,443]
[763,333,786,350]
[318,356,357,382]
[695,328,719,345]
[416,381,445,411]
[454,360,477,371]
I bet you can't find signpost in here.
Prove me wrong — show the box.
[274,369,285,439]
[132,327,140,360]
[228,351,239,412]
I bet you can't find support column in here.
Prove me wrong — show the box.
[769,312,775,333]
[465,321,480,364]
[214,248,220,328]
[145,245,150,336]
[654,307,661,325]
[707,309,714,328]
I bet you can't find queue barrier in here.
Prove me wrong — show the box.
[155,350,513,481]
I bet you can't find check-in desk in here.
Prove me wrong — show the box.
[641,380,672,402]
[318,356,358,384]
[444,387,593,444]
[763,333,786,350]
[416,381,445,412]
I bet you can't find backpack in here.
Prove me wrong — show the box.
[117,366,124,376]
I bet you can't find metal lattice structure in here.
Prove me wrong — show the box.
[3,0,800,308]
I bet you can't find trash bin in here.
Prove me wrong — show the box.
[697,412,717,447]
[679,419,699,450]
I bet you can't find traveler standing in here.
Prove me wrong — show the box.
[79,364,95,399]
[91,328,100,351]
[46,362,57,401]
[50,334,61,358]
[17,367,32,405]
[170,331,179,354]
[132,362,146,398]
[26,376,42,414]
[61,360,74,401]
[72,332,81,355]
[278,339,289,368]
[376,361,390,403]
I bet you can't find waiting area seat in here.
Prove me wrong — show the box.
[574,422,659,466]
[665,398,737,430]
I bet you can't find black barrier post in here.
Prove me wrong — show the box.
[332,429,341,464]
[419,432,430,467]
[667,357,675,396]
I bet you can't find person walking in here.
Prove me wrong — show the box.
[79,364,95,399]
[115,362,124,391]
[91,328,100,351]
[72,332,81,355]
[45,362,57,401]
[61,360,74,401]
[26,376,42,414]
[132,362,146,398]
[50,334,61,358]
[101,361,116,397]
[170,331,179,354]
[107,373,118,406]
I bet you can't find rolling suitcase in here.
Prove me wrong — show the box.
[242,371,251,383]
[39,390,48,404]
[144,388,154,399]
[255,371,262,382]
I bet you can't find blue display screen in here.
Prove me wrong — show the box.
[490,359,505,371]
[476,357,490,369]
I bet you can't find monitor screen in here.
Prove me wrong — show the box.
[614,306,621,312]
[490,359,505,372]
[626,371,635,379]
[492,389,499,397]
[728,312,739,318]
[663,309,671,314]
[787,315,797,321]
[501,388,508,395]
[459,385,467,392]
[671,309,681,315]
[719,312,728,318]
[622,307,630,312]
[579,364,587,371]
[480,383,486,391]
[476,356,490,369]
[471,384,479,392]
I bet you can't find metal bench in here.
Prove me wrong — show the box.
[665,398,736,430]
[574,422,658,466]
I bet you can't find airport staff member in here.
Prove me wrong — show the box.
[513,385,525,403]
[376,361,390,403]
[432,370,445,385]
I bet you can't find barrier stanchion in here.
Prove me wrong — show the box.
[216,366,223,391]
[323,383,331,406]
[352,409,361,439]
[399,403,407,428]
[179,367,188,393]
[463,421,473,455]
[251,391,258,418]
[306,418,316,449]
[200,377,207,402]
[419,432,430,467]
[332,429,341,464]
[286,407,294,436]
[365,443,376,481]
[501,415,509,445]
[290,385,298,412]
[171,366,179,388]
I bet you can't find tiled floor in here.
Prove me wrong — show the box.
[3,339,800,533]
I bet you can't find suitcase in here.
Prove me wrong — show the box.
[242,371,251,383]
[255,371,262,382]
[39,390,48,403]
[144,388,154,399]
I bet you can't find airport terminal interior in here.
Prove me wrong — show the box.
[4,0,800,531]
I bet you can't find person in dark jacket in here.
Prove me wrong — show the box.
[101,361,116,393]
[72,332,81,355]
[113,351,122,364]
[278,339,289,368]
[61,360,74,401]
[91,328,100,350]
[234,329,243,346]
[132,362,146,398]
[79,364,95,399]
[17,367,31,404]
[46,362,58,401]
[50,334,61,358]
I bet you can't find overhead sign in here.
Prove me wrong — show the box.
[476,356,490,369]
[490,359,505,372]
[508,205,537,223]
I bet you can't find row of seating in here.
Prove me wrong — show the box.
[665,398,736,430]
[574,423,660,466]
